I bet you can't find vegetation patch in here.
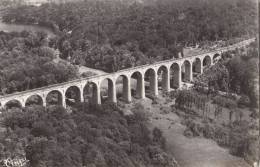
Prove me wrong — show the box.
[173,88,259,166]
[2,0,257,72]
[0,103,178,167]
[0,31,79,95]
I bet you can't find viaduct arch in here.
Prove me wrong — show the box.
[0,38,255,109]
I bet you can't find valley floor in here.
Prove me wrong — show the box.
[123,95,251,167]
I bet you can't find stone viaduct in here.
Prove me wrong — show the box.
[0,38,255,109]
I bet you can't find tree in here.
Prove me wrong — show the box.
[61,40,72,59]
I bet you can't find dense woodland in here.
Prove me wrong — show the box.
[0,103,177,167]
[0,31,79,95]
[2,0,257,72]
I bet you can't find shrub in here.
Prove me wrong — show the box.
[169,91,180,99]
[244,137,259,165]
[193,82,208,94]
[148,146,178,167]
[152,128,166,149]
[228,121,259,166]
[202,123,215,139]
[183,129,193,138]
[182,119,204,137]
[214,126,230,147]
[152,97,160,105]
[229,132,247,156]
[238,95,251,107]
[249,108,259,119]
[212,96,237,109]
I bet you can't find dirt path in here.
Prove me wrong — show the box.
[127,96,251,167]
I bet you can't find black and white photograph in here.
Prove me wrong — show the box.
[0,0,259,167]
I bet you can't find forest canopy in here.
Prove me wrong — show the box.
[0,31,79,95]
[0,103,177,167]
[2,0,257,72]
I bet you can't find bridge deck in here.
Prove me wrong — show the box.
[0,38,255,100]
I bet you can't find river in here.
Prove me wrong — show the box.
[0,18,55,38]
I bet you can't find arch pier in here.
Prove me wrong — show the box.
[65,86,81,107]
[116,75,131,103]
[170,63,181,89]
[181,60,192,82]
[203,55,212,68]
[157,66,170,92]
[100,78,116,103]
[144,68,158,96]
[131,71,145,99]
[83,82,100,105]
[193,58,202,75]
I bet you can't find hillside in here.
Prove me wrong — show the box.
[2,0,257,72]
[0,102,179,167]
